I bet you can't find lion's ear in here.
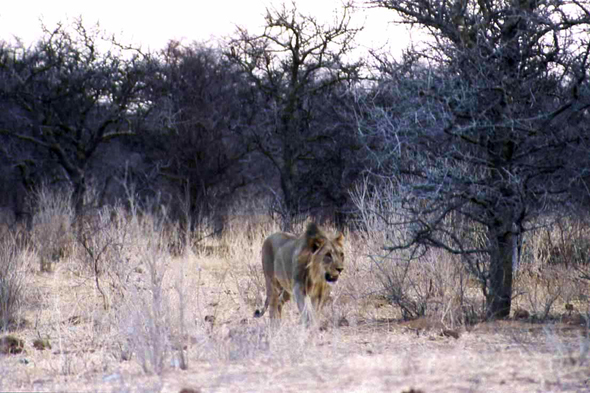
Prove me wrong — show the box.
[305,222,326,252]
[309,236,325,253]
[335,233,345,247]
[305,222,321,238]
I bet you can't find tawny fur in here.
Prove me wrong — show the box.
[254,223,345,325]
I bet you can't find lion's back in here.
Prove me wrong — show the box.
[264,231,297,250]
[262,231,299,281]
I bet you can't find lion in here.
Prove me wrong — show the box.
[254,222,345,326]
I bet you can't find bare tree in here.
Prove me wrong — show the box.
[226,1,363,229]
[0,20,153,215]
[139,41,255,228]
[360,0,590,318]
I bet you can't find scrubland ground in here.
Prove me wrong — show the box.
[0,195,589,392]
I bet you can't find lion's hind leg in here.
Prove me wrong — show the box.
[255,237,277,318]
[254,275,277,318]
[277,289,290,318]
[268,279,285,319]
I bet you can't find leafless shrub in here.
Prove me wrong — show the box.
[0,234,33,329]
[515,264,569,320]
[532,219,590,268]
[367,248,478,325]
[119,214,173,375]
[352,180,481,325]
[124,258,171,374]
[511,219,590,320]
[29,186,75,272]
[76,205,140,309]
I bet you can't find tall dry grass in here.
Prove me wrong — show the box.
[0,233,34,330]
[513,219,590,322]
[0,183,588,389]
[29,186,75,273]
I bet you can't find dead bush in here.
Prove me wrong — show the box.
[514,219,590,320]
[117,213,175,375]
[534,220,590,268]
[0,235,32,329]
[29,187,75,272]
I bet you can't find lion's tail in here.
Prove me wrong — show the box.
[254,299,269,318]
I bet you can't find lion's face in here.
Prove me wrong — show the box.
[312,233,345,285]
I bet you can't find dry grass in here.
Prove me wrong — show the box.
[0,196,588,392]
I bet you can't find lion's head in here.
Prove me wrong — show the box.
[302,223,345,287]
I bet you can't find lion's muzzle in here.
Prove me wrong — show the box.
[325,272,339,283]
[325,267,344,283]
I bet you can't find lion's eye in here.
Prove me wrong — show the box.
[324,253,332,263]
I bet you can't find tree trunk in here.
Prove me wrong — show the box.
[72,174,86,217]
[279,121,299,232]
[485,127,517,319]
[486,225,515,319]
[279,169,296,232]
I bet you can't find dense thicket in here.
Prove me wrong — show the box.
[1,0,589,318]
[0,21,155,216]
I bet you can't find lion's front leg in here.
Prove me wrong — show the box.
[269,282,281,320]
[311,295,325,314]
[294,282,315,327]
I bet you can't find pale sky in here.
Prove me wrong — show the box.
[0,0,408,54]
